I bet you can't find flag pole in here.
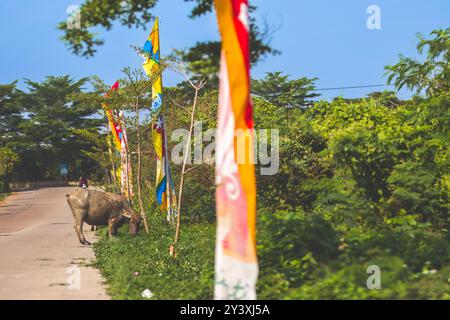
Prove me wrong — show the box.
[162,114,173,223]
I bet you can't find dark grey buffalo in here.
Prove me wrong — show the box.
[66,188,141,245]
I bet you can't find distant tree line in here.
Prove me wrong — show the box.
[0,76,102,191]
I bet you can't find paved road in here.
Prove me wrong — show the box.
[0,187,109,300]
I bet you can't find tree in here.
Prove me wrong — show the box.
[58,0,278,76]
[71,127,117,188]
[385,28,450,97]
[15,76,102,181]
[118,68,153,233]
[252,72,319,125]
[177,0,279,76]
[0,147,19,192]
[174,78,207,245]
[58,0,158,57]
[366,91,403,108]
[0,82,24,148]
[253,97,331,212]
[252,72,319,109]
[0,82,23,189]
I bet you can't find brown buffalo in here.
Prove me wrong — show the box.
[66,189,141,245]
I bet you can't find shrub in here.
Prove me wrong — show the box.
[94,215,215,299]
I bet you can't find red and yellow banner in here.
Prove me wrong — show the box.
[119,111,134,200]
[101,81,134,200]
[214,0,258,300]
[102,81,122,152]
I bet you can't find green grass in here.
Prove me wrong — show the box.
[93,208,450,300]
[93,215,215,300]
[0,193,9,201]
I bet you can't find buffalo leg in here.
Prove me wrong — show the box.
[74,211,91,245]
[108,217,120,237]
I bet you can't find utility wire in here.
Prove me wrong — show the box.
[315,84,393,91]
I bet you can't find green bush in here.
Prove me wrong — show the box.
[257,208,339,294]
[0,147,19,192]
[92,83,449,300]
[286,255,411,299]
[94,214,215,299]
[286,254,450,300]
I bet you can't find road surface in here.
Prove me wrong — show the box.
[0,187,109,300]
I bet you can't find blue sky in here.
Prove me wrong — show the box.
[0,0,448,100]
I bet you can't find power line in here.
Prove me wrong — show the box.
[315,84,393,91]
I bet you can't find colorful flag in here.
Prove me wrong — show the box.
[213,0,258,300]
[141,17,177,221]
[152,114,177,221]
[142,18,163,111]
[102,81,122,151]
[119,111,134,200]
[101,81,134,200]
[152,115,165,205]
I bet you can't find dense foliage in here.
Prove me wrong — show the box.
[93,29,449,299]
[0,77,102,183]
[255,93,449,299]
[385,28,449,97]
[94,88,449,299]
[0,147,19,192]
[3,27,448,299]
[94,216,215,299]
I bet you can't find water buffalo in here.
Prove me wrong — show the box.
[66,188,141,245]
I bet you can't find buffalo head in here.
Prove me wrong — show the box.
[122,211,142,236]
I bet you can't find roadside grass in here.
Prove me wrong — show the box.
[93,214,215,300]
[92,209,450,300]
[0,193,9,201]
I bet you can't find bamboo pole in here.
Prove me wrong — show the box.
[173,80,205,245]
[162,114,174,224]
[135,96,150,234]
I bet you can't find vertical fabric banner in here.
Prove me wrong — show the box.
[102,81,122,152]
[161,114,177,223]
[142,17,163,112]
[119,111,134,200]
[152,115,167,209]
[214,0,258,299]
[152,115,177,222]
[101,81,133,200]
[142,17,177,222]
